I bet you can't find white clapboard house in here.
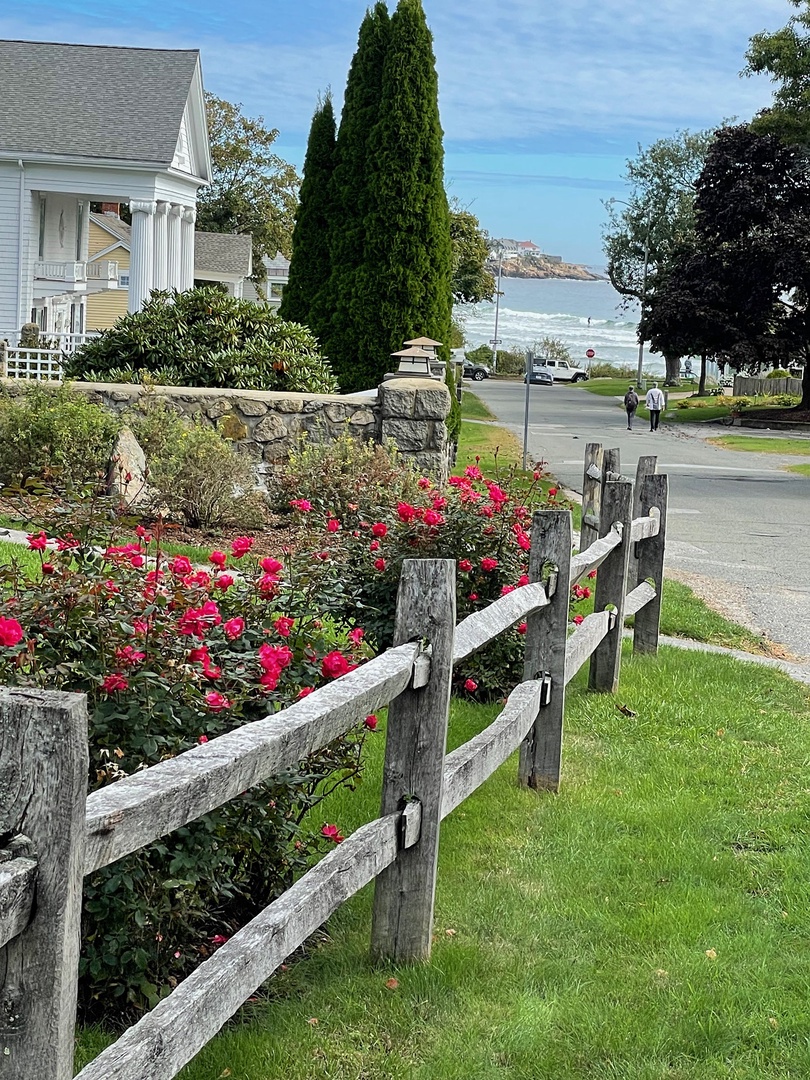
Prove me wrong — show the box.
[0,39,211,346]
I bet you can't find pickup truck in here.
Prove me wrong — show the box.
[541,358,589,383]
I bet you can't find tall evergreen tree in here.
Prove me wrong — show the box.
[314,4,391,384]
[278,94,336,325]
[351,0,453,392]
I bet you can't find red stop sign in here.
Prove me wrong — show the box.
[586,349,595,359]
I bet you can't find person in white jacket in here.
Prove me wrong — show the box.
[645,383,665,431]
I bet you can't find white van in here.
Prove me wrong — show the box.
[540,358,589,383]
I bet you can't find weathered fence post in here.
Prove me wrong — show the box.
[588,479,633,693]
[628,455,657,584]
[633,472,669,656]
[602,446,621,483]
[370,559,456,963]
[0,689,88,1080]
[580,442,603,551]
[518,510,572,792]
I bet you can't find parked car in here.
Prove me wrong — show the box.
[542,358,589,382]
[463,360,490,382]
[524,364,554,385]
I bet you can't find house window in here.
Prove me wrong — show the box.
[38,197,46,258]
[76,202,85,261]
[69,303,76,334]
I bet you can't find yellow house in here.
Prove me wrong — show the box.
[86,211,131,330]
[86,211,254,330]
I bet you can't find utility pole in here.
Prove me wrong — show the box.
[636,228,650,389]
[491,243,504,373]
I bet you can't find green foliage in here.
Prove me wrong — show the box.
[465,343,493,365]
[0,383,120,488]
[766,368,792,378]
[357,0,453,391]
[279,95,337,325]
[65,287,338,393]
[0,516,375,1021]
[493,348,526,376]
[315,4,391,386]
[745,1,810,147]
[268,427,420,519]
[535,336,573,365]
[197,94,300,279]
[449,198,495,305]
[445,361,461,443]
[145,424,266,531]
[588,361,637,379]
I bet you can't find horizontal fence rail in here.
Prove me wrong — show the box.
[0,444,669,1080]
[85,641,421,874]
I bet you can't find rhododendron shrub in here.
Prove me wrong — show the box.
[0,528,372,1020]
[289,463,562,698]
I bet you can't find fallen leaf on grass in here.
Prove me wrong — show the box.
[445,928,457,937]
[705,948,717,960]
[218,1071,232,1078]
[385,978,399,990]
[769,1017,779,1030]
[616,704,637,717]
[307,1017,319,1026]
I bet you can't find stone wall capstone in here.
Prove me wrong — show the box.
[7,378,451,486]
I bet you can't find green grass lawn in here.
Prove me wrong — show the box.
[77,638,810,1079]
[576,377,633,397]
[787,463,810,476]
[460,390,496,422]
[707,436,810,457]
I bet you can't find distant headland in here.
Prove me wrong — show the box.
[489,239,604,281]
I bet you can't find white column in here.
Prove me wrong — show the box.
[128,200,157,312]
[181,207,196,291]
[153,201,170,291]
[167,204,184,291]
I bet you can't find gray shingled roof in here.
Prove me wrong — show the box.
[194,232,253,277]
[0,40,198,164]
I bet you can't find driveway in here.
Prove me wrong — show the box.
[469,380,810,661]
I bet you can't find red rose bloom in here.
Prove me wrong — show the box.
[481,557,499,572]
[327,519,340,533]
[209,550,227,568]
[41,562,56,575]
[396,502,417,523]
[458,559,473,573]
[374,558,387,572]
[364,714,378,730]
[215,573,235,591]
[273,616,295,638]
[573,614,585,626]
[0,616,24,647]
[371,522,388,538]
[205,691,231,712]
[321,650,352,680]
[168,555,193,575]
[289,499,312,512]
[27,531,48,551]
[321,823,345,844]
[223,617,245,640]
[102,672,128,693]
[231,536,254,558]
[464,678,478,692]
[260,557,284,575]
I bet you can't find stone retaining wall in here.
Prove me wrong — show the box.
[5,378,451,486]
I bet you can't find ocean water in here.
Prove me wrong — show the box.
[456,276,667,376]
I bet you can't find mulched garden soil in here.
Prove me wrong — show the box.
[744,407,810,425]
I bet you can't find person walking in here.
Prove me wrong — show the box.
[646,383,665,431]
[623,385,639,430]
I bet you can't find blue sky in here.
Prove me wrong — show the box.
[0,0,789,263]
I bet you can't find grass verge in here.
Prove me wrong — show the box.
[77,640,810,1079]
[787,463,810,476]
[460,390,496,422]
[707,435,810,456]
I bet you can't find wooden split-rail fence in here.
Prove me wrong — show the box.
[0,444,667,1080]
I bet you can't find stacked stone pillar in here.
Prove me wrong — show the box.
[378,379,451,482]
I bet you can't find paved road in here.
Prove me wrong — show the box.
[470,380,810,660]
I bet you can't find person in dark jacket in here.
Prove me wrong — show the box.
[623,386,639,430]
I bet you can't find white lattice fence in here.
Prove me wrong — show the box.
[1,347,64,382]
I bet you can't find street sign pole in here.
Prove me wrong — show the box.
[522,349,533,471]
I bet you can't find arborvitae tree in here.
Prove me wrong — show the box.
[314,4,391,385]
[278,94,336,325]
[351,0,453,391]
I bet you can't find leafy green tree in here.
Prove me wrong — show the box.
[315,4,391,381]
[745,1,810,147]
[450,199,495,305]
[66,287,337,393]
[279,94,336,325]
[602,129,715,384]
[197,94,300,284]
[350,0,453,392]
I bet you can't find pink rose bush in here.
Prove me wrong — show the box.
[0,521,374,1021]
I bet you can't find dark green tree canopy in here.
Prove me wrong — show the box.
[196,94,301,284]
[278,94,336,326]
